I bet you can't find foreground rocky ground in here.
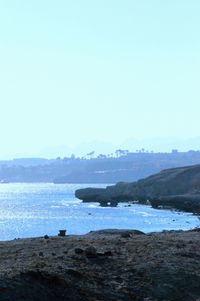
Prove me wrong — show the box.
[0,229,200,301]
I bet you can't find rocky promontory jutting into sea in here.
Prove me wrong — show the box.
[75,164,200,213]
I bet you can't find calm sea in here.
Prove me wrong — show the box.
[0,183,199,241]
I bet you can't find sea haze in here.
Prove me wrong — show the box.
[0,183,199,241]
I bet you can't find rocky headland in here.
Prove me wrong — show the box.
[0,229,200,301]
[75,164,200,213]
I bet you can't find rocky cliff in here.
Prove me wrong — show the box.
[75,164,200,212]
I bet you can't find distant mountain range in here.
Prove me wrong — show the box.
[2,137,200,160]
[36,137,200,158]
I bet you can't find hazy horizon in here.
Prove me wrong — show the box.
[0,136,200,160]
[1,1,200,159]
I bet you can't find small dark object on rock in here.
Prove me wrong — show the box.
[44,235,49,239]
[39,252,44,257]
[52,252,56,256]
[74,248,84,255]
[85,246,97,257]
[58,230,66,237]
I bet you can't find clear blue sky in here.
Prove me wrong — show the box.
[0,1,200,158]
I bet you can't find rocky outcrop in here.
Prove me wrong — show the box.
[75,164,200,212]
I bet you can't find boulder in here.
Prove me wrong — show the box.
[85,246,97,258]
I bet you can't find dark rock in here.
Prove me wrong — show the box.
[103,251,113,256]
[85,246,97,258]
[57,266,63,270]
[39,252,43,257]
[88,229,145,236]
[75,187,112,202]
[121,232,132,238]
[58,230,66,237]
[74,248,84,255]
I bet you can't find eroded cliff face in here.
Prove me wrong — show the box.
[75,164,200,212]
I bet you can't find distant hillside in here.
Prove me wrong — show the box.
[0,158,54,167]
[0,151,200,183]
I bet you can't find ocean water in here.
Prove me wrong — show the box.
[0,183,199,241]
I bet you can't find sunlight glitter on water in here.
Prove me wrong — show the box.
[0,183,199,240]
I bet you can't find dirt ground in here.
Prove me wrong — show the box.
[0,229,200,301]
